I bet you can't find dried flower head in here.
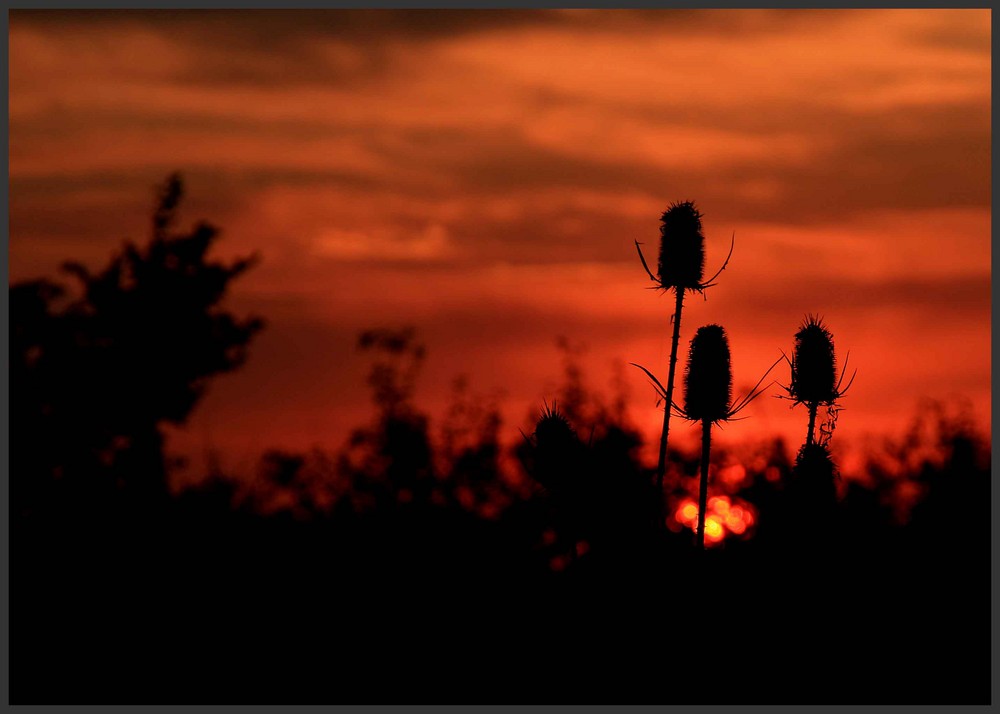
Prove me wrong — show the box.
[794,442,838,482]
[635,200,733,294]
[791,442,839,512]
[528,401,581,492]
[780,314,856,448]
[658,200,706,290]
[631,325,778,425]
[790,315,837,406]
[534,402,576,449]
[684,324,732,423]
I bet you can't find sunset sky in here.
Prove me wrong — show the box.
[9,9,991,478]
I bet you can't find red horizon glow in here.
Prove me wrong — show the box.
[9,10,991,486]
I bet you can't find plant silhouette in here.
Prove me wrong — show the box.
[782,314,855,447]
[635,201,733,503]
[524,402,590,561]
[767,316,855,545]
[638,324,778,548]
[520,398,659,572]
[11,173,262,517]
[337,327,437,510]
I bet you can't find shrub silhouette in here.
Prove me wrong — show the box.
[437,375,509,517]
[337,327,436,511]
[521,399,658,571]
[635,200,733,503]
[524,403,590,561]
[11,173,262,517]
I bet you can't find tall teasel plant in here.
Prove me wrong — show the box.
[781,317,856,530]
[635,325,779,549]
[783,315,856,448]
[531,401,582,493]
[524,401,588,562]
[635,201,734,500]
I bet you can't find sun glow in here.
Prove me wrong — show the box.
[672,494,757,546]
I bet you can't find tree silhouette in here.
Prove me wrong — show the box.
[11,173,263,516]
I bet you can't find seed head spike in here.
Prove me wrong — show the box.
[531,401,580,492]
[658,200,705,290]
[790,314,837,406]
[683,324,732,424]
[535,401,574,445]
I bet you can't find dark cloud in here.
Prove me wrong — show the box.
[9,9,870,91]
[556,9,858,36]
[11,92,988,272]
[360,97,988,225]
[10,9,854,43]
[10,9,564,40]
[713,273,990,325]
[907,14,991,54]
[11,10,569,89]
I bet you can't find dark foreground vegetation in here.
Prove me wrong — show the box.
[10,178,990,703]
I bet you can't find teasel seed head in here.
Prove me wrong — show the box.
[792,442,838,510]
[794,442,837,479]
[790,315,837,405]
[535,403,576,450]
[684,324,732,423]
[658,200,706,290]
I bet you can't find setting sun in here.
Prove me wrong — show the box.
[672,494,757,545]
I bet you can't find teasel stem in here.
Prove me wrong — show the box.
[634,201,735,527]
[637,323,778,548]
[696,417,711,550]
[656,286,685,495]
[806,401,818,447]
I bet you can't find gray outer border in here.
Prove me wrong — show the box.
[3,2,994,710]
[2,1,996,9]
[991,7,996,710]
[2,6,7,713]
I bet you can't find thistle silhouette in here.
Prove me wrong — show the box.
[531,401,580,493]
[635,201,733,504]
[525,401,588,564]
[634,325,778,548]
[791,442,839,520]
[782,315,856,448]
